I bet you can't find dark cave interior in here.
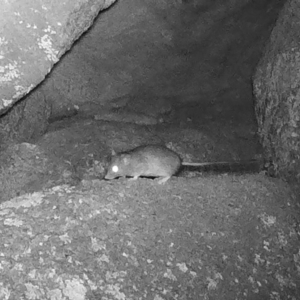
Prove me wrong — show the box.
[40,0,285,171]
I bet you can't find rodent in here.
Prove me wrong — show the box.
[104,144,263,184]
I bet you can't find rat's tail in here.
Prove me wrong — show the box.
[180,159,264,174]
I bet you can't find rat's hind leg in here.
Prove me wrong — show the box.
[158,176,171,184]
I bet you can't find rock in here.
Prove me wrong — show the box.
[0,0,116,116]
[0,143,74,202]
[0,89,51,146]
[253,0,300,183]
[0,176,299,299]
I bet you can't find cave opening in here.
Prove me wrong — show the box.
[41,0,284,172]
[0,0,287,190]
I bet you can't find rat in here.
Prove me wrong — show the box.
[104,144,263,184]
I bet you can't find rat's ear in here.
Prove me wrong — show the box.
[111,149,116,156]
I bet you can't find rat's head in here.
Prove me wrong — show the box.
[104,153,131,180]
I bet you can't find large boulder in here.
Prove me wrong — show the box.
[0,0,116,144]
[253,0,300,183]
[0,176,299,299]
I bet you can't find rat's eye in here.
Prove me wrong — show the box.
[112,165,119,173]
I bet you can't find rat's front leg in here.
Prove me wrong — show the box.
[128,175,139,181]
[158,176,171,184]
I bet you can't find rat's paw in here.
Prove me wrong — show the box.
[158,176,171,184]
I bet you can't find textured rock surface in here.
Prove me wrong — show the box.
[0,0,116,115]
[0,143,74,202]
[253,0,300,182]
[0,177,299,299]
[0,89,52,146]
